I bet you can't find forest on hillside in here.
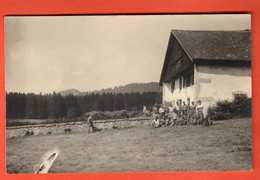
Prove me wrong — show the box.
[6,92,162,119]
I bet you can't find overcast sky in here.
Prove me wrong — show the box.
[5,14,250,94]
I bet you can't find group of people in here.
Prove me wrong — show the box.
[150,100,212,128]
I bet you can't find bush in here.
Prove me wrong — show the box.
[84,110,143,120]
[67,106,80,119]
[233,96,251,118]
[208,106,232,120]
[6,121,37,127]
[208,96,251,120]
[127,111,143,118]
[6,110,145,127]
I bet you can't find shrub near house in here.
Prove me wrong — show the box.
[208,96,251,120]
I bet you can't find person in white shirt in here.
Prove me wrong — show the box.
[168,104,174,113]
[175,101,181,118]
[196,100,204,125]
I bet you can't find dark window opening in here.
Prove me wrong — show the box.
[183,75,186,88]
[179,77,182,90]
[191,71,194,85]
[234,93,247,99]
[171,81,175,93]
[187,98,190,107]
[185,73,191,87]
[183,69,194,88]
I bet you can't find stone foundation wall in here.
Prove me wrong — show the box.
[6,118,151,138]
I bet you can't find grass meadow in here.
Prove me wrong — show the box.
[6,118,252,173]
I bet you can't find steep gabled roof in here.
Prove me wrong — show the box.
[159,30,251,86]
[172,30,251,61]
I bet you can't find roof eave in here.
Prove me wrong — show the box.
[172,30,194,63]
[159,31,195,86]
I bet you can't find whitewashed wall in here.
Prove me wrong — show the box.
[162,64,251,115]
[196,64,251,100]
[196,64,251,115]
[163,76,197,107]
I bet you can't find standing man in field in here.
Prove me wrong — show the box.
[87,115,95,133]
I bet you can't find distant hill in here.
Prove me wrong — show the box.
[59,88,82,96]
[59,82,161,96]
[92,82,161,94]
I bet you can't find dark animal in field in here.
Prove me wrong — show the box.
[93,127,102,131]
[25,131,34,136]
[47,131,52,134]
[64,128,71,133]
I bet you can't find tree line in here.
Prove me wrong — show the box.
[6,92,162,119]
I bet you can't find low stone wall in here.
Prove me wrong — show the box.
[6,117,152,138]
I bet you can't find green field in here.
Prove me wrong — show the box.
[6,118,252,173]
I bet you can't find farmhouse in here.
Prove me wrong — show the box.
[159,30,251,115]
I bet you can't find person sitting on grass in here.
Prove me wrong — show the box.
[169,109,177,126]
[151,108,167,128]
[158,105,165,120]
[162,107,170,127]
[203,115,213,126]
[151,116,164,128]
[167,104,175,126]
[176,111,185,125]
[151,113,160,128]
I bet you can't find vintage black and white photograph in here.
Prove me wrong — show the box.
[5,14,252,173]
